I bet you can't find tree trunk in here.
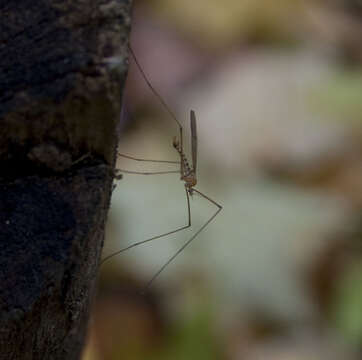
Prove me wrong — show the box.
[0,0,132,358]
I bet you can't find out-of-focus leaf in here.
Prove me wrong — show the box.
[332,260,362,345]
[310,70,362,125]
[150,301,223,360]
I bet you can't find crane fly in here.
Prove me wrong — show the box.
[101,45,222,288]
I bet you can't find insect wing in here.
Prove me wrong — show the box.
[190,110,197,173]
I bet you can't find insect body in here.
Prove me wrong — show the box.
[173,110,197,190]
[101,45,222,288]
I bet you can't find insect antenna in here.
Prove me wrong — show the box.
[128,44,183,156]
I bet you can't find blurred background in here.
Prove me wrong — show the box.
[84,0,362,359]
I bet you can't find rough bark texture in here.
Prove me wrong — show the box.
[0,0,132,358]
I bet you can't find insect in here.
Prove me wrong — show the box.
[101,45,222,288]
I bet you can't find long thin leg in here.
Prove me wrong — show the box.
[101,187,191,265]
[144,188,222,289]
[116,152,180,176]
[116,169,180,176]
[118,153,180,164]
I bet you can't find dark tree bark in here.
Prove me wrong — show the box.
[0,0,132,358]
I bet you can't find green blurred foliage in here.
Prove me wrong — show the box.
[332,260,362,346]
[310,70,362,125]
[151,306,223,360]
